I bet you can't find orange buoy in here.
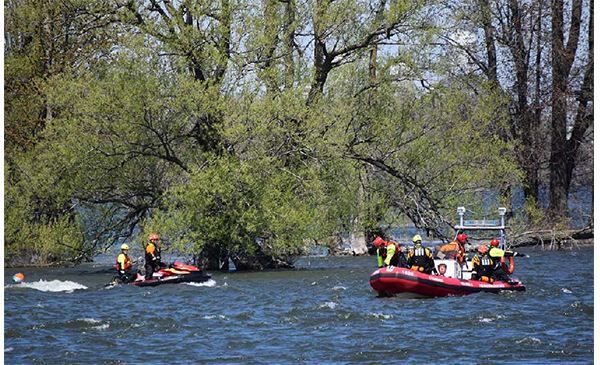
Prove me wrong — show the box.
[12,273,24,283]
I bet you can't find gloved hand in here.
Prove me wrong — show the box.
[119,270,125,275]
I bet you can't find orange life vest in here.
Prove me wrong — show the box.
[440,241,465,264]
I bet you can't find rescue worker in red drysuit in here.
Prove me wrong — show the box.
[471,245,495,282]
[406,235,436,274]
[373,236,407,268]
[115,244,136,283]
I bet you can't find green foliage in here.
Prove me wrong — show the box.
[5,163,84,267]
[5,0,530,267]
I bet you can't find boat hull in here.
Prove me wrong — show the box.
[130,271,211,287]
[370,266,525,297]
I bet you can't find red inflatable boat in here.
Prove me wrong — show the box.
[370,266,525,297]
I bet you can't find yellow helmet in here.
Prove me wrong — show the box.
[412,235,422,243]
[121,244,129,250]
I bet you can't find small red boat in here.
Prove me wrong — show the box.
[370,266,525,297]
[370,207,527,298]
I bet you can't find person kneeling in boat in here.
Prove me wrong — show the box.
[145,234,167,280]
[471,245,495,282]
[373,236,407,268]
[439,233,467,268]
[488,238,517,283]
[116,244,137,283]
[406,235,436,274]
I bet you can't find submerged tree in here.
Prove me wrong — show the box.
[5,0,575,269]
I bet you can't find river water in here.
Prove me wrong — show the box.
[4,246,594,364]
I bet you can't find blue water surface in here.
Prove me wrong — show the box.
[4,246,595,364]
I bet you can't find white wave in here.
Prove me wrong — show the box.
[80,318,101,324]
[332,285,347,291]
[6,279,87,292]
[185,279,217,287]
[318,302,338,309]
[517,336,542,344]
[5,347,13,353]
[562,288,573,294]
[92,324,109,330]
[368,312,393,320]
[202,315,228,320]
[478,314,505,323]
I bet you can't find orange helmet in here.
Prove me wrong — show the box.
[490,238,500,247]
[457,233,467,243]
[373,236,385,247]
[149,234,159,241]
[478,245,489,254]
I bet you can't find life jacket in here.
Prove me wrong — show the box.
[382,241,401,260]
[116,253,132,271]
[441,241,465,263]
[473,254,494,280]
[489,247,512,267]
[408,246,432,269]
[145,243,161,264]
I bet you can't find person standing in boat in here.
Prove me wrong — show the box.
[373,236,407,268]
[116,244,136,283]
[406,235,436,274]
[488,238,514,283]
[471,245,495,282]
[145,234,167,280]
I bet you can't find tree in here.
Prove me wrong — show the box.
[306,0,430,105]
[4,0,122,266]
[548,0,593,221]
[440,0,593,225]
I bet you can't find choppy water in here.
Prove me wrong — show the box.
[4,246,594,364]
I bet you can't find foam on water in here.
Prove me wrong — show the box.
[5,279,87,292]
[317,301,338,309]
[202,315,228,320]
[185,279,217,287]
[368,312,393,320]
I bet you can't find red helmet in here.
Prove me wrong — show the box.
[457,233,467,243]
[373,236,385,247]
[478,245,489,254]
[490,238,500,247]
[149,234,159,241]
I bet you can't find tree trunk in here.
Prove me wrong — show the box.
[349,217,368,255]
[508,0,540,217]
[565,0,593,192]
[478,0,499,85]
[548,0,583,222]
[283,0,296,90]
